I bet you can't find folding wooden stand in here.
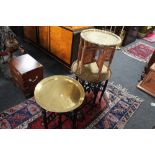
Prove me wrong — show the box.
[72,28,122,103]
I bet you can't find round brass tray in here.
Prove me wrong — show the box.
[81,28,122,46]
[34,75,85,113]
[71,60,112,82]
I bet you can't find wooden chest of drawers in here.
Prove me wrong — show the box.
[9,54,43,96]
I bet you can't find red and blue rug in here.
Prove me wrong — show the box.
[122,42,155,63]
[0,82,143,129]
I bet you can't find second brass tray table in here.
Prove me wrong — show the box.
[34,75,85,128]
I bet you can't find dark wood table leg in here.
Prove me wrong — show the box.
[42,108,48,129]
[85,82,90,92]
[93,83,97,104]
[72,110,77,129]
[81,80,85,87]
[58,113,63,129]
[75,76,79,80]
[93,82,102,104]
[99,80,109,103]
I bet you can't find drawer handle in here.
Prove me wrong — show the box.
[28,76,38,83]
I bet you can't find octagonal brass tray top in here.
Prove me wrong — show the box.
[81,28,122,46]
[34,75,85,113]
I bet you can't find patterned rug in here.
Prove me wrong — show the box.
[0,82,143,129]
[122,42,155,63]
[143,32,155,43]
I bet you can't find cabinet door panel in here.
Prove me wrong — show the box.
[50,26,72,64]
[38,26,49,50]
[23,26,37,43]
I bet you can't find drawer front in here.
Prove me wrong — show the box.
[22,67,43,88]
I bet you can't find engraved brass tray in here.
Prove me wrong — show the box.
[81,28,122,46]
[34,75,85,113]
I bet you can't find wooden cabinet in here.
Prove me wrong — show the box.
[38,26,50,50]
[23,26,38,43]
[23,26,93,66]
[49,26,73,64]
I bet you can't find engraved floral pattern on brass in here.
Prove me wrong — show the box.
[81,29,122,46]
[34,75,85,113]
